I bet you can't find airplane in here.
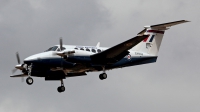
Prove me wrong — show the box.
[11,20,189,93]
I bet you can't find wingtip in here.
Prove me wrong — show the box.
[180,20,190,22]
[184,20,191,22]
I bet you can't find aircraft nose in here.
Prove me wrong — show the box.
[24,54,43,64]
[24,52,53,64]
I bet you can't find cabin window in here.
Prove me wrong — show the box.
[92,49,96,53]
[97,49,101,53]
[86,48,90,52]
[74,48,78,50]
[80,48,84,50]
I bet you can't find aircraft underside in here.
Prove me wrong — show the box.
[29,56,157,77]
[12,56,158,93]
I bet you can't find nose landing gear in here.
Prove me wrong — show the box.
[57,79,65,93]
[26,64,34,85]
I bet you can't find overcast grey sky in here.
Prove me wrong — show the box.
[0,0,199,112]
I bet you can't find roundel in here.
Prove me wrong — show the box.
[127,54,131,60]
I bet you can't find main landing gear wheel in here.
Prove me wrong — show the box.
[57,79,65,93]
[99,73,107,80]
[57,86,65,93]
[26,77,33,85]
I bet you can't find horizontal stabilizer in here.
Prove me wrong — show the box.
[138,20,189,36]
[146,20,189,29]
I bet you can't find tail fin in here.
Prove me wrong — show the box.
[133,20,189,56]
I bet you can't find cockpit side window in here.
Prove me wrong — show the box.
[45,47,53,52]
[56,47,66,51]
[57,48,61,51]
[51,46,58,51]
[61,47,66,51]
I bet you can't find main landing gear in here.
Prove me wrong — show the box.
[99,66,107,80]
[57,79,65,93]
[99,73,107,80]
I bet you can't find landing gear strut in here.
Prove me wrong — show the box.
[26,64,34,85]
[99,66,107,80]
[57,79,65,93]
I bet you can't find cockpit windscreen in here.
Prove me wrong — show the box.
[45,46,58,52]
[45,46,66,52]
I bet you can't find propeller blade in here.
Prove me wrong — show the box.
[16,52,20,64]
[10,74,28,77]
[12,68,18,74]
[60,37,63,51]
[21,77,24,82]
[12,52,27,82]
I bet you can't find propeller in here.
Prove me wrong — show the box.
[12,52,25,82]
[12,67,18,74]
[59,37,64,68]
[16,52,20,64]
[52,37,64,56]
[60,37,63,51]
[12,52,20,74]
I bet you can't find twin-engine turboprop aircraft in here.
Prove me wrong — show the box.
[11,20,189,93]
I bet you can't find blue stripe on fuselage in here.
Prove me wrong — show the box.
[109,56,157,68]
[26,56,157,71]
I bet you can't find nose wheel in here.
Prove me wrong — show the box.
[57,79,65,93]
[26,77,34,85]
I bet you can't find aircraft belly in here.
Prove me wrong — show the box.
[64,63,97,73]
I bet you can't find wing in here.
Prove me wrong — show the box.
[90,35,149,64]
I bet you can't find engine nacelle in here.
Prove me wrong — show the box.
[56,50,75,57]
